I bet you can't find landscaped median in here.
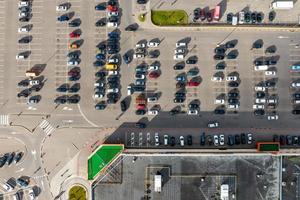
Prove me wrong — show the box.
[151,10,188,26]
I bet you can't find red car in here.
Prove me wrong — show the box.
[148,71,160,79]
[68,69,80,76]
[187,81,200,87]
[69,32,81,38]
[107,5,118,12]
[136,104,146,110]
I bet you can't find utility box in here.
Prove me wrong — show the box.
[271,1,293,9]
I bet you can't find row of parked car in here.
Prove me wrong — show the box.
[154,133,253,147]
[274,135,300,146]
[55,2,81,105]
[3,177,35,200]
[0,152,23,167]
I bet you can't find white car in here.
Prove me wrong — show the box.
[136,43,146,48]
[107,22,118,27]
[135,74,145,79]
[255,98,266,104]
[176,42,187,48]
[265,70,276,76]
[29,80,40,86]
[107,88,119,93]
[133,53,145,59]
[188,109,198,115]
[208,122,219,128]
[174,49,185,54]
[19,12,29,18]
[28,189,35,200]
[211,76,223,82]
[148,109,159,115]
[253,104,264,109]
[108,70,118,75]
[2,183,13,191]
[254,86,266,91]
[164,135,169,145]
[226,76,238,81]
[247,133,252,144]
[213,135,219,146]
[173,54,184,60]
[219,135,225,146]
[214,99,225,104]
[179,136,184,146]
[107,58,118,64]
[155,133,159,146]
[147,41,159,48]
[27,98,38,105]
[56,5,68,11]
[228,104,239,109]
[268,115,278,120]
[18,27,29,33]
[94,82,105,87]
[147,97,158,103]
[127,86,133,95]
[291,82,300,88]
[148,64,159,71]
[94,93,104,98]
[19,1,29,7]
[267,98,278,103]
[67,60,79,66]
[16,54,26,60]
[107,12,119,17]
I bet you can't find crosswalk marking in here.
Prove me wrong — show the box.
[39,120,55,135]
[0,115,9,125]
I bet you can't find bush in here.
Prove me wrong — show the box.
[69,185,87,200]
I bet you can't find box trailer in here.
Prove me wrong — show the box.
[154,175,162,192]
[271,1,293,9]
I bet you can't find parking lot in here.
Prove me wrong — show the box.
[93,154,280,200]
[2,0,300,130]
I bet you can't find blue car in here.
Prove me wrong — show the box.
[93,60,105,67]
[96,53,106,60]
[108,32,119,39]
[57,15,70,22]
[123,53,131,64]
[95,4,106,10]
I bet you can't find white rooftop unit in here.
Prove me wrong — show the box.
[220,184,229,200]
[154,175,162,192]
[271,1,293,9]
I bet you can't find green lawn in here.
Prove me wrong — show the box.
[88,145,123,180]
[151,10,188,26]
[69,185,87,200]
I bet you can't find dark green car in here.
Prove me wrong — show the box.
[245,12,251,23]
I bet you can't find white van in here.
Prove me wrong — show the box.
[18,27,29,33]
[163,135,169,145]
[147,97,158,103]
[238,11,245,24]
[108,70,118,75]
[16,54,26,60]
[254,65,268,71]
[293,99,300,104]
[127,86,133,95]
[254,86,266,91]
[176,42,187,48]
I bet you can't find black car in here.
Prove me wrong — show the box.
[18,37,31,44]
[95,102,106,110]
[264,59,277,65]
[269,11,275,22]
[214,54,225,60]
[107,76,119,82]
[135,122,146,128]
[292,109,300,115]
[193,8,200,20]
[170,136,176,146]
[241,133,246,144]
[252,41,263,49]
[265,80,276,88]
[56,84,69,92]
[216,62,226,70]
[14,152,23,163]
[293,136,298,145]
[273,134,279,142]
[169,108,180,115]
[227,135,234,146]
[207,135,213,145]
[279,135,285,145]
[0,154,8,167]
[173,98,185,103]
[137,0,146,4]
[214,47,226,54]
[207,11,212,22]
[123,53,131,64]
[174,64,185,70]
[186,58,197,64]
[120,100,127,112]
[108,0,117,6]
[226,13,233,23]
[67,95,80,104]
[93,60,105,67]
[187,135,193,145]
[133,85,145,92]
[69,19,81,27]
[175,92,185,98]
[188,102,199,109]
[19,17,30,22]
[148,50,160,58]
[200,133,205,146]
[256,12,263,23]
[228,98,239,105]
[254,59,264,66]
[54,96,68,104]
[245,12,251,23]
[135,109,146,115]
[17,89,31,98]
[69,75,80,81]
[228,81,239,87]
[256,92,265,98]
[226,53,237,59]
[6,153,15,165]
[228,91,238,98]
[254,109,265,116]
[108,16,118,23]
[225,41,236,49]
[107,97,118,104]
[251,12,256,23]
[95,20,106,27]
[108,49,119,54]
[293,93,300,99]
[95,71,107,78]
[107,92,119,99]
[125,25,137,31]
[235,135,240,145]
[18,80,29,87]
[214,108,225,115]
